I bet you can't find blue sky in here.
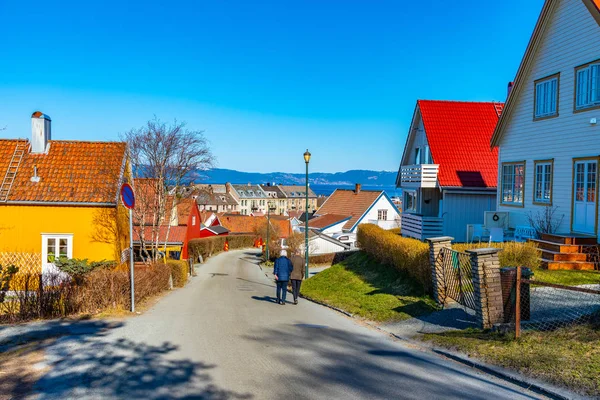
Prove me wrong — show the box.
[0,0,543,173]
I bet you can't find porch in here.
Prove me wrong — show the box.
[399,164,439,188]
[401,213,443,240]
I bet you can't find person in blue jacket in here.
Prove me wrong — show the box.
[273,250,293,305]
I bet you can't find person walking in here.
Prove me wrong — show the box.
[273,250,293,305]
[290,251,305,305]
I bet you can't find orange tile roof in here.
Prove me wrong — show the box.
[316,189,383,230]
[308,214,351,229]
[218,213,291,238]
[176,198,196,225]
[0,139,126,204]
[133,225,186,244]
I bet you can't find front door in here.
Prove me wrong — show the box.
[572,160,598,234]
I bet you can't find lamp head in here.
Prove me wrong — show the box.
[303,149,311,164]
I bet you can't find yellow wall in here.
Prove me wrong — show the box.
[0,204,127,264]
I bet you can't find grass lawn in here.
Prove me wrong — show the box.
[300,251,437,323]
[531,268,600,286]
[422,320,600,397]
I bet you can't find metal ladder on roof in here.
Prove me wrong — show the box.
[493,102,504,118]
[0,142,28,202]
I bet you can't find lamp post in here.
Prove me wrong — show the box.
[304,149,311,279]
[266,201,276,260]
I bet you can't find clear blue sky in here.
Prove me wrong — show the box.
[0,0,543,173]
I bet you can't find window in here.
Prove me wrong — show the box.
[42,234,73,263]
[575,61,600,110]
[533,160,553,204]
[534,74,558,118]
[404,191,417,212]
[415,148,421,164]
[377,209,387,220]
[501,162,525,206]
[192,216,196,226]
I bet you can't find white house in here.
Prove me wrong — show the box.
[311,184,400,235]
[301,231,351,255]
[396,100,502,242]
[490,0,600,268]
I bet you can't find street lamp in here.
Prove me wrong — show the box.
[304,149,311,279]
[266,200,277,260]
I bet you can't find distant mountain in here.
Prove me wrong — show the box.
[186,168,397,187]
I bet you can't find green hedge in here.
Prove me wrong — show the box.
[166,260,189,287]
[357,224,431,293]
[188,235,255,261]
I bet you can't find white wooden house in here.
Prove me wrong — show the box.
[490,0,600,266]
[396,100,502,242]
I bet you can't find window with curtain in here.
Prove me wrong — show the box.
[576,63,600,110]
[534,76,558,118]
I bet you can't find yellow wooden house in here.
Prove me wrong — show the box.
[0,111,129,273]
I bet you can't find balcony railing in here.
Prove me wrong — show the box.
[401,213,443,241]
[399,164,439,188]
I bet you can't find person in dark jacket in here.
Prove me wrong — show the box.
[273,250,293,305]
[290,252,305,305]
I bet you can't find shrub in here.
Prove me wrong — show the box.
[188,235,255,261]
[453,241,540,269]
[0,264,19,303]
[357,224,431,293]
[53,257,116,277]
[309,253,336,266]
[166,260,189,288]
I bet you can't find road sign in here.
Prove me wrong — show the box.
[120,183,135,210]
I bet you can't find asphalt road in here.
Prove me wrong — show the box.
[24,249,549,399]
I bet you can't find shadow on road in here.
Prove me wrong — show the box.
[1,319,253,400]
[251,295,278,304]
[242,324,541,400]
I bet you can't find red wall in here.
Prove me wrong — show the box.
[182,203,202,259]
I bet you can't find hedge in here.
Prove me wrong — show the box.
[357,224,431,293]
[188,235,255,261]
[453,241,540,269]
[166,260,189,287]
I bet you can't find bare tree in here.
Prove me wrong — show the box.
[123,118,214,262]
[526,205,565,236]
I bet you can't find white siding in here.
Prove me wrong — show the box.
[403,117,429,165]
[443,192,496,242]
[322,220,349,235]
[352,195,400,232]
[304,237,346,255]
[498,0,600,234]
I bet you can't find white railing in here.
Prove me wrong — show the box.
[399,164,439,188]
[400,213,443,240]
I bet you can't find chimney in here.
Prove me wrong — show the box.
[355,183,361,194]
[31,111,51,154]
[507,81,514,99]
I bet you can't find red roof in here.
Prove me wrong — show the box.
[418,100,501,188]
[308,214,350,229]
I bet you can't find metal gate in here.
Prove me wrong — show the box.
[436,247,476,310]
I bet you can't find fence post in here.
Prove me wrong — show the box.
[515,265,521,339]
[466,248,504,329]
[426,236,454,305]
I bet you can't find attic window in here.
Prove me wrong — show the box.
[534,74,559,119]
[575,61,600,111]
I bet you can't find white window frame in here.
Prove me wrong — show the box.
[534,161,553,204]
[576,62,600,110]
[534,75,558,118]
[41,234,73,270]
[404,190,417,213]
[377,209,388,221]
[501,162,525,206]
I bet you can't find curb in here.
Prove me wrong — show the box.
[298,294,581,400]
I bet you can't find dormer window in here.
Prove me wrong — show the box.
[534,74,558,119]
[575,61,600,111]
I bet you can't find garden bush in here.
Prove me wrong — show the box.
[357,224,431,293]
[453,241,540,269]
[188,235,255,261]
[166,260,189,288]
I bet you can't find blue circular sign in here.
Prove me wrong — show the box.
[121,183,135,209]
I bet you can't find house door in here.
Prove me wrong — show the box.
[572,160,597,234]
[41,234,73,275]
